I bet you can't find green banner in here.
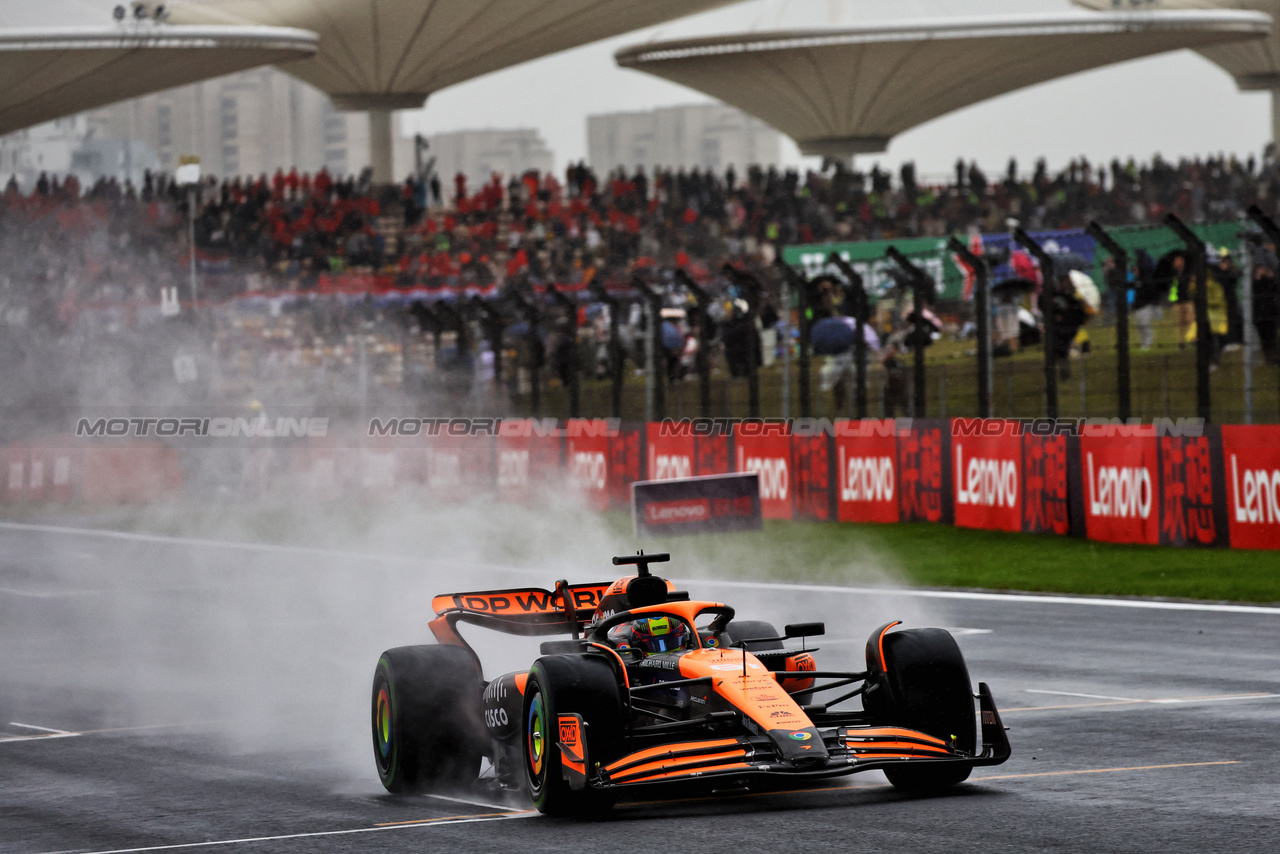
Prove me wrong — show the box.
[781,221,1246,302]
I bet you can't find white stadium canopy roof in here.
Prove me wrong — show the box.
[1075,1,1280,89]
[615,9,1272,160]
[0,21,318,137]
[166,0,742,180]
[168,0,743,110]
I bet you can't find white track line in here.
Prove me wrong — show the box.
[9,722,73,734]
[1026,690,1140,701]
[4,520,1279,615]
[420,792,518,811]
[66,812,534,854]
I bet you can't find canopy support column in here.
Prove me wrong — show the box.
[369,109,394,185]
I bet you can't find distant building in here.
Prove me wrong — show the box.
[0,67,372,188]
[397,128,555,190]
[587,103,781,174]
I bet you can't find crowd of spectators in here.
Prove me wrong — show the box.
[5,150,1280,318]
[2,151,1279,427]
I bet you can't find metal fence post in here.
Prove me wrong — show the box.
[1247,205,1280,423]
[1164,213,1212,422]
[1012,228,1058,419]
[1086,221,1132,421]
[634,274,665,421]
[776,259,813,417]
[947,236,991,418]
[676,269,713,418]
[886,246,933,418]
[588,281,623,419]
[1241,239,1255,425]
[829,253,871,418]
[724,264,763,418]
[547,285,580,418]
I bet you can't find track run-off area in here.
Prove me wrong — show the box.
[1,521,1277,854]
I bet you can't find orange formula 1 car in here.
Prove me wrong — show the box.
[371,552,1010,815]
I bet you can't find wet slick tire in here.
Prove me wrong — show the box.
[723,620,783,651]
[372,645,483,794]
[866,628,976,793]
[523,655,624,817]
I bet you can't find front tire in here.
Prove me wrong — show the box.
[864,627,975,793]
[523,655,625,816]
[372,645,484,794]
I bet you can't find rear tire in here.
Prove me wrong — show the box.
[723,620,783,651]
[864,628,975,793]
[372,645,484,794]
[523,655,625,816]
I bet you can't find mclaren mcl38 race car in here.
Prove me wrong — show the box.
[371,552,1010,815]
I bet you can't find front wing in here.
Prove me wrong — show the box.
[559,682,1010,791]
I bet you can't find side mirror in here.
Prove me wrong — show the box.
[785,622,825,639]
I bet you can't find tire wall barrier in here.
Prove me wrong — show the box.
[3,420,1277,550]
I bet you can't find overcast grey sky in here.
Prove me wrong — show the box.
[402,0,1272,179]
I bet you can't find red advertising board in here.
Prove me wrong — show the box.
[835,427,898,524]
[607,424,644,510]
[793,433,834,522]
[1158,434,1221,547]
[495,423,562,503]
[1221,425,1280,550]
[897,421,949,524]
[734,425,793,520]
[646,424,695,481]
[952,423,1022,532]
[1022,434,1070,535]
[566,426,610,512]
[1079,434,1159,545]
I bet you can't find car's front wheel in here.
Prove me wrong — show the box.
[523,654,625,816]
[864,627,976,793]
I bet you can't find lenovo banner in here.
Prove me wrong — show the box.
[1221,425,1280,550]
[496,423,562,503]
[646,424,695,481]
[734,424,793,520]
[632,472,763,537]
[566,421,611,512]
[1079,433,1159,545]
[952,421,1022,532]
[835,422,899,524]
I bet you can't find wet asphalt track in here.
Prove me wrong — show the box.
[2,521,1279,854]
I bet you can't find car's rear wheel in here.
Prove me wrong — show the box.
[523,654,625,816]
[723,620,783,651]
[864,627,975,793]
[372,644,484,794]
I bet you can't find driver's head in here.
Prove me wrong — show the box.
[630,615,690,655]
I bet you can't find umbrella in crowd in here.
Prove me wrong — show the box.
[1069,269,1101,315]
[810,316,880,355]
[1053,252,1092,275]
[991,276,1038,298]
[662,321,684,351]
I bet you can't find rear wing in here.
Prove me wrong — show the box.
[430,581,615,638]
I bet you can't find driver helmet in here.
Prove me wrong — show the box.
[629,615,690,655]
